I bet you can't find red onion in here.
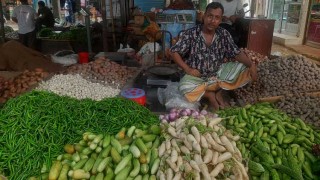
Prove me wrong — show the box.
[200,109,208,115]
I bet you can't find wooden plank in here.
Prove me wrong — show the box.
[258,91,320,103]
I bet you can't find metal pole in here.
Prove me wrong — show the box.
[101,0,109,53]
[85,15,92,54]
[0,1,5,44]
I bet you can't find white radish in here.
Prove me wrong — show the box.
[230,175,236,180]
[190,160,200,172]
[170,149,178,163]
[184,161,193,172]
[220,135,235,154]
[203,149,213,163]
[194,154,203,164]
[233,165,243,180]
[179,132,186,139]
[194,172,201,180]
[199,117,207,126]
[201,136,209,150]
[166,168,173,180]
[166,159,179,172]
[177,156,183,170]
[217,152,232,164]
[165,139,171,151]
[233,157,249,180]
[187,134,197,144]
[191,126,201,143]
[183,139,193,150]
[212,151,219,165]
[167,126,178,137]
[204,133,226,152]
[210,162,224,177]
[199,163,211,180]
[213,125,220,132]
[159,142,166,157]
[208,118,223,128]
[212,132,223,144]
[172,172,181,180]
[233,135,240,141]
[159,170,166,180]
[180,146,190,154]
[192,142,201,154]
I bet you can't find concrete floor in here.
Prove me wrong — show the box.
[271,43,320,65]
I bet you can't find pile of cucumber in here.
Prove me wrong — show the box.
[218,102,320,180]
[36,125,162,180]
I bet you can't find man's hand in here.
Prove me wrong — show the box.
[186,67,201,77]
[249,64,258,82]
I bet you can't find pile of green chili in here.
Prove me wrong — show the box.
[0,90,158,179]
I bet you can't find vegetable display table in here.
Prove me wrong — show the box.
[38,39,73,54]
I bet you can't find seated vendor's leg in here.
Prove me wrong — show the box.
[215,89,230,109]
[203,91,219,111]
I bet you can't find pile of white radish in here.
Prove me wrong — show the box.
[157,115,249,180]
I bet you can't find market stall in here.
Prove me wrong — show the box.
[0,0,320,179]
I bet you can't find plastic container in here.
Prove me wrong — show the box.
[121,88,146,106]
[78,52,89,64]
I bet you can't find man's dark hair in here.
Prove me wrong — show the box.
[205,2,224,14]
[38,1,45,7]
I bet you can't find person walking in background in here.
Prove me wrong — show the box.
[12,0,37,49]
[36,1,55,31]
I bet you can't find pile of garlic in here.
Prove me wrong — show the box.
[36,74,120,100]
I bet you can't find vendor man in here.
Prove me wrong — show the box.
[170,2,257,111]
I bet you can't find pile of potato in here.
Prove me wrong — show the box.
[64,57,137,88]
[235,55,320,103]
[276,94,320,128]
[0,69,49,103]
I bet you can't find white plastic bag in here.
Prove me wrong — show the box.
[158,82,200,111]
[51,50,78,66]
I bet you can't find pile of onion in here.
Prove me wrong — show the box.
[159,108,217,122]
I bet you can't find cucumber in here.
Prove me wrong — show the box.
[115,166,132,180]
[91,158,103,175]
[97,157,112,173]
[150,158,160,175]
[127,126,136,137]
[57,164,69,180]
[140,164,149,174]
[73,158,88,170]
[102,134,111,148]
[101,146,112,158]
[83,157,95,172]
[104,167,114,180]
[129,145,141,158]
[95,172,104,180]
[130,158,141,177]
[136,138,148,154]
[111,147,122,163]
[111,137,122,153]
[115,154,132,174]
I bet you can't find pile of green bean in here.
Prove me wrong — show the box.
[0,90,158,179]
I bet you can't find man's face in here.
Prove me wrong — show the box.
[203,8,223,32]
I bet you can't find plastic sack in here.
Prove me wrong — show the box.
[51,50,78,66]
[141,53,155,67]
[157,82,200,111]
[137,42,161,57]
[117,44,135,58]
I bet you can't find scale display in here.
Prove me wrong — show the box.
[156,13,175,24]
[176,14,194,24]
